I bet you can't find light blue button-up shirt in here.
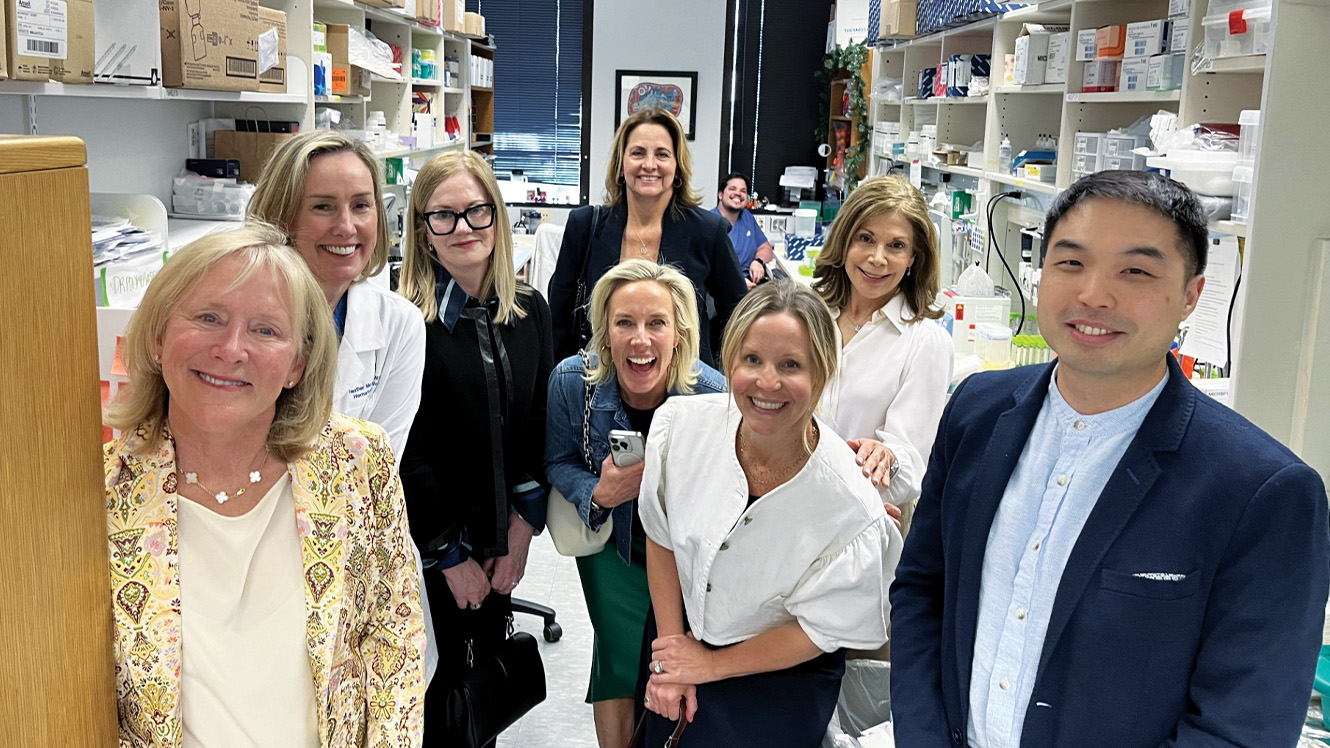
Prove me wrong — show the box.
[966,367,1168,748]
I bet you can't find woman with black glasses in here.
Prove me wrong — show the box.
[398,150,554,747]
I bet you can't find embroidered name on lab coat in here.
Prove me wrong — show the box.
[348,375,381,400]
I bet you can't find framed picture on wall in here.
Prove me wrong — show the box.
[615,70,698,140]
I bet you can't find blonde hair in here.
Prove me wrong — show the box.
[398,150,529,324]
[720,281,839,453]
[603,108,700,213]
[585,259,702,394]
[813,175,942,321]
[247,130,391,284]
[105,223,338,461]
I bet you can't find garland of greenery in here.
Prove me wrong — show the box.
[814,42,871,191]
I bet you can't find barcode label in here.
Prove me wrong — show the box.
[226,56,258,79]
[26,38,62,56]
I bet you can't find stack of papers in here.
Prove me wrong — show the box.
[92,215,164,267]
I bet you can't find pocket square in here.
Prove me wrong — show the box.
[1132,572,1188,581]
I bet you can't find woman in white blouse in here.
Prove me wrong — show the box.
[812,175,953,527]
[637,282,902,745]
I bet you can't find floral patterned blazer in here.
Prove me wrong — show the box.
[105,414,426,748]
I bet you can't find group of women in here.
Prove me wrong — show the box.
[102,106,953,748]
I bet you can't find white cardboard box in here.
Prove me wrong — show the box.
[94,0,159,85]
[1126,19,1169,58]
[832,0,871,47]
[1147,53,1184,90]
[1169,0,1189,17]
[1046,31,1071,83]
[1076,29,1097,61]
[1013,23,1068,85]
[1170,22,1189,54]
[1119,57,1150,91]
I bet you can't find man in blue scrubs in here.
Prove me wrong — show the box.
[712,172,774,289]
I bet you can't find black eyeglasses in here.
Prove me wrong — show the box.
[421,203,497,236]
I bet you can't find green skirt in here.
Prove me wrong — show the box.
[575,531,649,702]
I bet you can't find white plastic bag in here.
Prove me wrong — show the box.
[957,262,996,296]
[821,660,893,748]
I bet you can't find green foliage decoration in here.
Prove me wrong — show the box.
[814,42,871,191]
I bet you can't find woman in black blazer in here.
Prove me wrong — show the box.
[548,107,747,366]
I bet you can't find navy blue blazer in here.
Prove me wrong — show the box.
[547,202,747,365]
[890,357,1330,748]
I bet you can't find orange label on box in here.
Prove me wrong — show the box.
[332,68,348,94]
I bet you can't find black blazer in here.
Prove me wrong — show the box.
[547,202,748,365]
[890,356,1330,748]
[399,288,554,562]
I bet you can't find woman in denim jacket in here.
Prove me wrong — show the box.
[545,259,725,748]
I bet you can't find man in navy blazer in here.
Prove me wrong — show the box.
[891,170,1330,748]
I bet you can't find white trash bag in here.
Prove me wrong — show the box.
[821,660,894,748]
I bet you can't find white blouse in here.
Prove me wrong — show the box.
[638,393,903,653]
[819,293,954,506]
[178,475,319,748]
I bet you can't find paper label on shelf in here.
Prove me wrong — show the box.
[1180,234,1240,365]
[16,0,69,60]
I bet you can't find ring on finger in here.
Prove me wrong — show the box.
[652,660,665,675]
[644,695,651,704]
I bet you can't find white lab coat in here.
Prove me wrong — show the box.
[330,279,439,683]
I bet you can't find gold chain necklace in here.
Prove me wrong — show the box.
[182,447,270,505]
[628,222,652,256]
[737,427,815,489]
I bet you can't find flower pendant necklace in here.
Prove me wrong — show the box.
[184,448,269,504]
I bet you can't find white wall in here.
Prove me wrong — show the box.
[589,0,728,205]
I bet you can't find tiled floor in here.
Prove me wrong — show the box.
[498,533,602,748]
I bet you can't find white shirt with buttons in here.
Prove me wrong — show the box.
[638,393,902,652]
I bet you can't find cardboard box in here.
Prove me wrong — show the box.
[213,129,293,183]
[1076,28,1097,61]
[51,0,92,83]
[1170,22,1189,54]
[161,0,261,91]
[946,53,990,97]
[416,0,440,25]
[94,0,158,85]
[442,0,464,33]
[7,0,69,81]
[1125,19,1168,58]
[1096,24,1126,58]
[463,11,484,37]
[1046,31,1070,83]
[1168,0,1188,17]
[257,7,285,93]
[1083,58,1120,92]
[1147,52,1183,90]
[1118,57,1150,91]
[831,0,870,47]
[326,23,371,96]
[1013,23,1067,86]
[880,0,916,38]
[1023,162,1056,182]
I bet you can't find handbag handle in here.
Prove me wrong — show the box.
[626,699,688,748]
[577,350,597,477]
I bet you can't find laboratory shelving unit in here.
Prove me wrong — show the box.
[868,0,1330,477]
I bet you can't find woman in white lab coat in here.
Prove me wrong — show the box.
[249,131,426,460]
[249,131,435,681]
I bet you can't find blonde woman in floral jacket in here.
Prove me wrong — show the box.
[103,224,426,748]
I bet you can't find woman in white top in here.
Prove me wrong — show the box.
[812,175,953,523]
[638,282,902,745]
[248,131,426,463]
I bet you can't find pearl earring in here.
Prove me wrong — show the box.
[286,381,296,388]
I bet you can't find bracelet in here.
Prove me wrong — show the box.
[887,452,901,483]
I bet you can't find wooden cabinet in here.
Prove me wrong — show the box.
[0,135,117,747]
[827,58,874,181]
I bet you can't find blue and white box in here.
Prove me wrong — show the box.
[947,53,991,97]
[1126,19,1170,58]
[1119,57,1151,91]
[919,66,937,99]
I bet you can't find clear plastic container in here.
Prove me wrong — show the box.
[1206,0,1272,17]
[1202,7,1273,59]
[1146,150,1240,195]
[792,209,818,238]
[1074,132,1107,156]
[1104,154,1147,171]
[1104,133,1146,158]
[1074,152,1101,173]
[1237,109,1261,162]
[975,323,1013,370]
[1230,163,1254,223]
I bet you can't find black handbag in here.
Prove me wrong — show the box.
[445,615,547,747]
[571,205,601,351]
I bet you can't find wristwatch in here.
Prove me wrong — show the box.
[589,498,608,515]
[886,453,901,484]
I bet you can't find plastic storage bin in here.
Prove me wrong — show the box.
[1074,152,1101,173]
[1105,133,1147,158]
[1230,164,1254,223]
[1237,109,1261,161]
[1074,131,1107,155]
[1202,7,1273,59]
[1146,150,1240,195]
[1104,154,1147,171]
[1206,0,1272,17]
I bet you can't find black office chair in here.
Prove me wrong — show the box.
[513,598,562,642]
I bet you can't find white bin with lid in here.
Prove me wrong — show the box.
[1202,6,1273,58]
[1146,150,1240,196]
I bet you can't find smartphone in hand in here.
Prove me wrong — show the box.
[608,429,646,468]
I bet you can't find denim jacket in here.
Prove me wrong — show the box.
[545,352,726,564]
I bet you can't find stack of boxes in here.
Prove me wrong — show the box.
[1011,23,1069,86]
[1076,15,1183,94]
[916,0,1030,36]
[946,53,991,97]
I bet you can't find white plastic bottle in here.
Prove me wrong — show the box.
[998,135,1013,175]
